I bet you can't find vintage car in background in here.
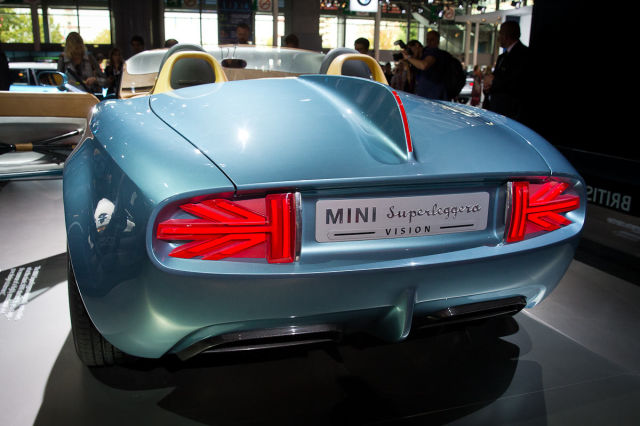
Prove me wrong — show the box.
[9,61,58,92]
[1,44,585,366]
[0,61,111,180]
[0,69,96,180]
[7,61,79,94]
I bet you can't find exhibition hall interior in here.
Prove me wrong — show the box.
[1,1,638,425]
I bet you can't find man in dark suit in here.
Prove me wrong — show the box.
[488,21,531,124]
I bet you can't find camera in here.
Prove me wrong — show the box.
[392,40,411,61]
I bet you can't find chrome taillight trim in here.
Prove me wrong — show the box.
[294,192,302,262]
[504,181,513,243]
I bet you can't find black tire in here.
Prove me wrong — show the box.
[68,255,127,367]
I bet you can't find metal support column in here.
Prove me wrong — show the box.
[272,0,279,46]
[29,3,41,51]
[374,3,381,59]
[473,21,480,67]
[406,3,412,43]
[464,21,471,69]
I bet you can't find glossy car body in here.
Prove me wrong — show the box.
[61,45,585,363]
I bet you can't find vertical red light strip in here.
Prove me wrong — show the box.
[515,182,528,240]
[507,182,527,243]
[391,90,413,154]
[281,196,292,260]
[266,193,295,263]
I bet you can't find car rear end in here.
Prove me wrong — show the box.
[65,76,585,360]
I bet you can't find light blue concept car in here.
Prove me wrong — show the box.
[19,44,586,366]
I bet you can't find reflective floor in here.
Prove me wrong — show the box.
[1,180,639,426]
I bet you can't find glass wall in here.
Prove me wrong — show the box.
[42,1,111,45]
[254,14,284,47]
[164,0,221,48]
[42,8,78,43]
[476,23,496,54]
[319,15,338,49]
[344,18,374,51]
[0,7,34,43]
[0,4,111,45]
[379,21,403,50]
[320,10,423,53]
[165,11,208,46]
[164,3,284,48]
[201,11,219,49]
[380,20,419,48]
[438,22,466,56]
[1,1,513,59]
[78,9,110,44]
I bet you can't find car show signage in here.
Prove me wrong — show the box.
[257,0,272,12]
[443,6,456,20]
[350,0,378,13]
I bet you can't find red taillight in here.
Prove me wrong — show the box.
[506,180,580,243]
[157,193,298,263]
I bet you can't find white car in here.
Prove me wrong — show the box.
[456,76,474,104]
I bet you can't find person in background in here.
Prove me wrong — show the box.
[470,65,483,107]
[390,59,412,93]
[402,31,447,100]
[236,23,251,44]
[95,52,106,72]
[482,67,493,110]
[57,32,106,93]
[354,37,370,55]
[105,46,123,95]
[487,21,531,123]
[130,35,145,57]
[382,62,393,83]
[0,45,10,91]
[164,39,178,48]
[284,34,299,48]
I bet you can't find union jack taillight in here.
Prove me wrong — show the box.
[506,180,580,243]
[157,193,298,263]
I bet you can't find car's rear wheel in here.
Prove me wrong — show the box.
[67,255,127,367]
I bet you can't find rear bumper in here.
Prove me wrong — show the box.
[81,238,578,359]
[175,296,527,360]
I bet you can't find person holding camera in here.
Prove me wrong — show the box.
[401,31,448,100]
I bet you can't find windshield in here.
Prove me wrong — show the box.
[125,46,324,75]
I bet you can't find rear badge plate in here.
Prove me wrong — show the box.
[315,192,490,242]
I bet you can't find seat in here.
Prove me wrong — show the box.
[319,48,388,85]
[152,44,228,94]
[320,48,371,78]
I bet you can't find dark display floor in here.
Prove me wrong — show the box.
[1,180,639,426]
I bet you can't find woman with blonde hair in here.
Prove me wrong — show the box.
[57,31,106,93]
[105,46,123,95]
